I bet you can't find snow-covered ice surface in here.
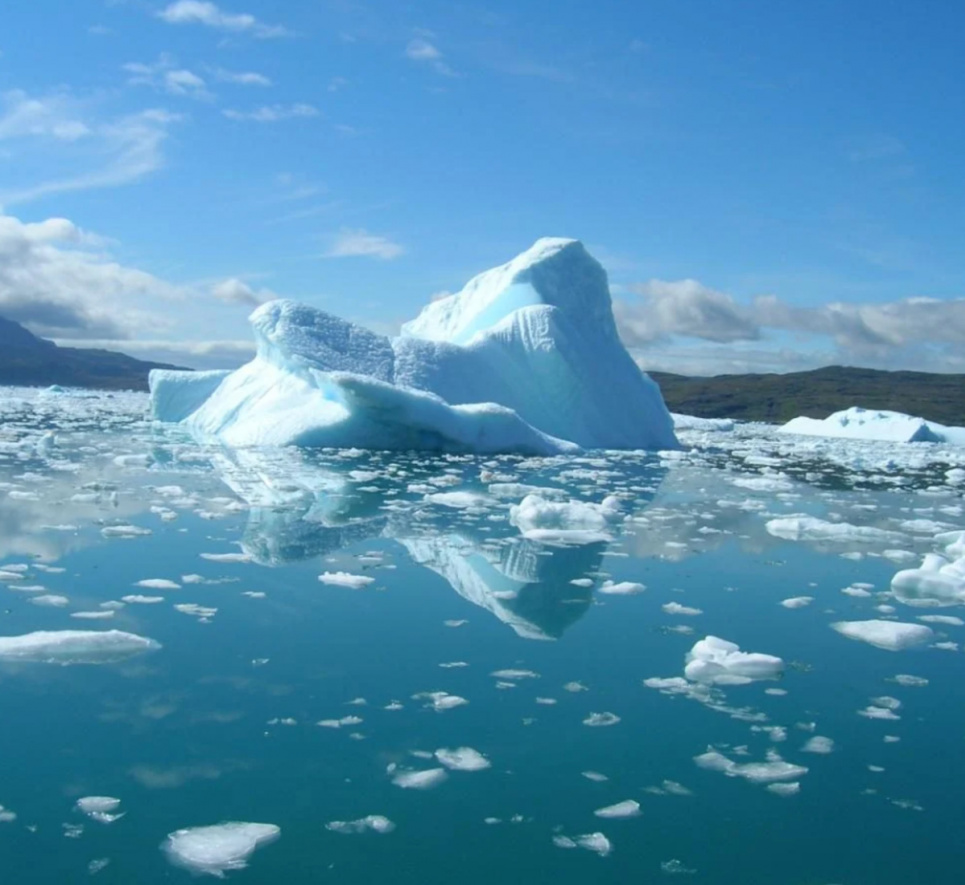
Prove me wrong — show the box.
[150,239,678,454]
[1,384,965,883]
[780,406,965,445]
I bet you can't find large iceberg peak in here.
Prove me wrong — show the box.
[401,238,616,345]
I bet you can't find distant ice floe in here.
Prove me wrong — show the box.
[671,414,734,432]
[583,712,621,727]
[318,571,375,589]
[0,630,160,665]
[434,747,491,771]
[593,800,641,819]
[553,831,613,857]
[695,748,807,786]
[684,636,784,685]
[780,596,813,609]
[779,407,965,445]
[389,767,449,790]
[76,796,125,824]
[766,516,905,546]
[831,620,934,651]
[891,531,965,607]
[149,239,678,455]
[162,822,280,877]
[326,815,395,834]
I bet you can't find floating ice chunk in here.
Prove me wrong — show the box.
[76,796,124,824]
[0,805,16,823]
[662,602,701,615]
[0,630,160,665]
[424,491,493,509]
[917,615,963,626]
[326,815,395,834]
[563,681,588,692]
[671,413,734,432]
[858,706,901,721]
[162,822,280,877]
[415,691,469,712]
[732,475,794,493]
[71,610,115,620]
[390,768,449,790]
[594,800,641,819]
[841,585,872,598]
[766,517,904,545]
[434,747,491,771]
[199,551,252,563]
[29,594,69,607]
[318,571,375,589]
[575,832,612,856]
[694,749,807,784]
[600,581,646,595]
[831,620,933,651]
[582,771,609,782]
[316,715,363,728]
[780,596,813,609]
[122,595,165,604]
[891,532,965,607]
[583,712,621,727]
[135,579,180,590]
[491,668,539,680]
[661,858,697,874]
[892,674,929,686]
[766,782,800,796]
[101,524,151,539]
[801,736,835,754]
[684,636,783,685]
[510,494,623,545]
[175,603,217,619]
[779,407,965,444]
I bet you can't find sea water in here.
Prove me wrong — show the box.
[1,387,964,884]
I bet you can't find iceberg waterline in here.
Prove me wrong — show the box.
[150,239,679,454]
[779,407,965,445]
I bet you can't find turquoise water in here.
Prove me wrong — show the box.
[1,392,964,883]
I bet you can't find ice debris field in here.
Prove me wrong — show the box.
[3,246,965,883]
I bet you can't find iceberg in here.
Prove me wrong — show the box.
[0,630,161,665]
[163,822,280,877]
[151,239,678,454]
[779,407,965,445]
[891,531,965,607]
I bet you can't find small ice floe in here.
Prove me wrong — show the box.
[439,661,469,669]
[684,636,783,685]
[242,591,266,599]
[661,858,697,874]
[71,611,115,620]
[0,804,17,822]
[88,858,110,875]
[122,595,165,604]
[831,620,933,651]
[510,494,623,545]
[29,594,70,608]
[435,747,491,771]
[766,782,800,797]
[317,716,363,729]
[801,736,835,754]
[570,578,594,587]
[490,668,539,680]
[891,531,965,606]
[326,816,395,834]
[841,584,872,598]
[563,681,588,693]
[858,696,902,720]
[413,691,469,711]
[443,619,467,628]
[76,796,125,824]
[644,780,692,796]
[780,596,813,609]
[0,630,160,665]
[389,766,449,790]
[599,581,646,595]
[582,771,609,782]
[662,602,701,615]
[593,800,640,819]
[135,579,180,591]
[162,822,280,876]
[891,674,928,686]
[424,491,493,509]
[553,831,612,857]
[318,572,375,589]
[535,697,557,705]
[695,748,807,785]
[765,517,904,545]
[199,552,252,563]
[101,525,152,539]
[175,603,218,620]
[917,615,963,626]
[583,712,621,727]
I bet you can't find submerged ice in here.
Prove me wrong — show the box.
[150,239,678,454]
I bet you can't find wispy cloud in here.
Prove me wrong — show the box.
[324,229,404,260]
[211,67,272,87]
[124,55,212,100]
[222,103,318,122]
[211,277,275,306]
[157,1,288,38]
[405,37,457,77]
[0,91,180,205]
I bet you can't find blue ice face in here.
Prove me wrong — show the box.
[449,282,543,345]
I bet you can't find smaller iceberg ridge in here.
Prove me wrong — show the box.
[150,238,678,454]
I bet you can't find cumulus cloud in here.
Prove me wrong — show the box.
[615,275,965,374]
[405,38,456,76]
[157,1,288,38]
[211,278,275,306]
[324,229,404,260]
[0,90,179,205]
[222,103,318,122]
[0,212,182,339]
[124,55,212,100]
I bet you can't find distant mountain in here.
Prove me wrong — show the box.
[650,366,965,427]
[0,316,187,391]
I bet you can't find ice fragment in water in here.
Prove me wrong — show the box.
[318,572,375,589]
[684,636,783,685]
[594,800,641,819]
[0,630,160,665]
[162,822,280,877]
[434,747,492,771]
[831,620,933,651]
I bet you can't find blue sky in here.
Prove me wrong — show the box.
[1,0,964,374]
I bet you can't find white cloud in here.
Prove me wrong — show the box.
[404,38,456,77]
[222,103,318,122]
[124,56,212,100]
[157,1,288,38]
[211,277,275,306]
[0,212,182,339]
[0,91,180,205]
[324,229,404,261]
[212,68,272,87]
